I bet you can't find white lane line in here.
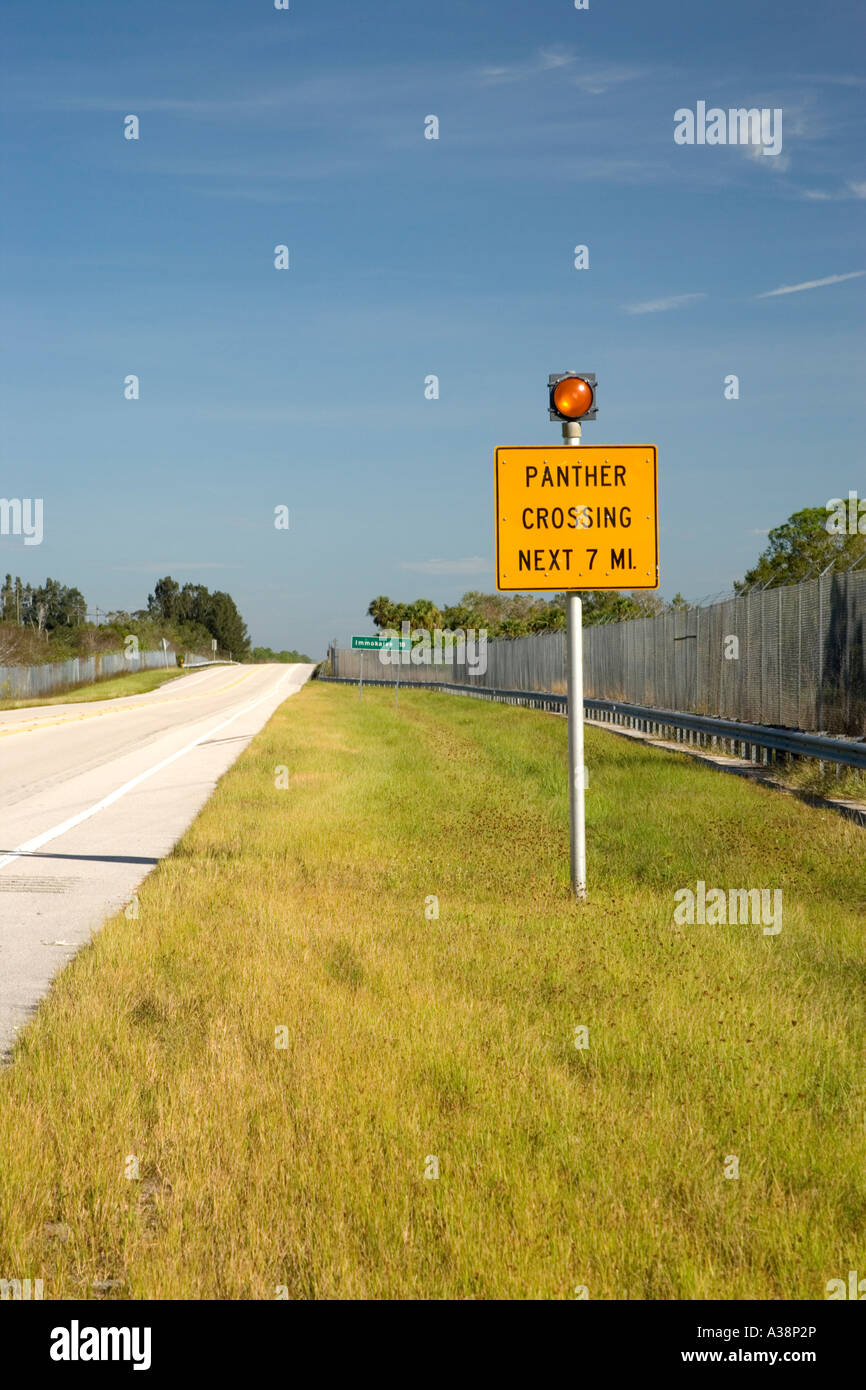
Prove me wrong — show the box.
[0,669,298,874]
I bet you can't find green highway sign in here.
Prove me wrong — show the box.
[351,635,411,650]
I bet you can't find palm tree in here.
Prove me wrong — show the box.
[367,596,400,630]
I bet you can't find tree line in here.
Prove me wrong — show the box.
[250,647,311,663]
[146,577,250,659]
[368,588,689,639]
[1,575,86,630]
[735,505,866,592]
[0,574,265,667]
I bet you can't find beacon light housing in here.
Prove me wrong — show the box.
[549,372,597,422]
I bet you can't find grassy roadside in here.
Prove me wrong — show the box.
[632,724,866,807]
[0,682,864,1299]
[0,667,185,710]
[770,755,866,804]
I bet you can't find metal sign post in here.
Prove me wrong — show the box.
[350,636,410,705]
[563,420,587,899]
[567,592,586,898]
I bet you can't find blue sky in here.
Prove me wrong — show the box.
[1,0,864,656]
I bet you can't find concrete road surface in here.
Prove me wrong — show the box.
[0,662,313,1057]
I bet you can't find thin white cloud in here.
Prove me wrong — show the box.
[623,292,706,315]
[478,48,574,85]
[755,270,866,298]
[800,180,866,201]
[794,73,866,87]
[399,557,490,575]
[572,65,646,95]
[478,48,641,93]
[538,47,574,71]
[744,142,790,173]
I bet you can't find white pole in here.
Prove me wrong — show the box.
[567,592,587,899]
[359,650,364,699]
[563,419,587,900]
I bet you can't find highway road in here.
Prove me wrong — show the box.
[0,662,313,1057]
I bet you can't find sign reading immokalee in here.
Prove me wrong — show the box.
[351,635,411,650]
[495,445,658,592]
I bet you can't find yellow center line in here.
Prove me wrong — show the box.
[0,668,261,740]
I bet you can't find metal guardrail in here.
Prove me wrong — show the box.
[316,676,866,771]
[182,658,237,669]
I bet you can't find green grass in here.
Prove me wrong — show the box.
[0,682,864,1300]
[0,666,184,710]
[772,754,866,805]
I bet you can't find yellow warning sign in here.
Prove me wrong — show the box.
[494,445,658,591]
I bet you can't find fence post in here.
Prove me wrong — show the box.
[818,579,824,730]
[844,571,851,731]
[777,585,782,725]
[797,583,802,729]
[760,590,765,724]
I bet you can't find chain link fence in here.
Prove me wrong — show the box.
[329,571,866,735]
[0,648,175,701]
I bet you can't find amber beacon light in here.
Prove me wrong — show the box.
[548,372,597,422]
